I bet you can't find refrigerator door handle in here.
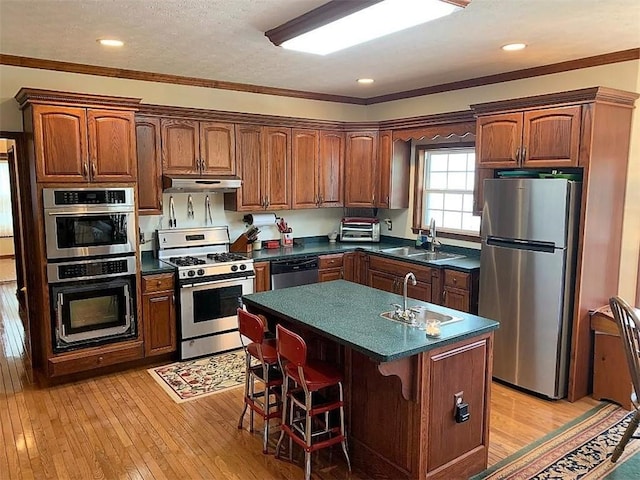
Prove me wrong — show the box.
[486,236,556,253]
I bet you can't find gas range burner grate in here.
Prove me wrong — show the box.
[206,252,247,262]
[169,256,207,267]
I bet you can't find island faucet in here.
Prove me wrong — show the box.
[403,272,417,313]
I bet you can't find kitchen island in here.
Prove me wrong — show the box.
[242,280,499,480]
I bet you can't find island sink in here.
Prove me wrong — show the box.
[380,308,463,326]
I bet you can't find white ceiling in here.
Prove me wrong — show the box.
[1,0,639,100]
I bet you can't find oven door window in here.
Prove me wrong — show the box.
[52,277,136,351]
[55,214,129,249]
[193,285,242,324]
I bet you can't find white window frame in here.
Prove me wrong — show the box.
[421,147,480,236]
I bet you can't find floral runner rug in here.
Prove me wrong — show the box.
[473,402,640,479]
[148,349,245,403]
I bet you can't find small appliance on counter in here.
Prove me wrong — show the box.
[339,217,380,242]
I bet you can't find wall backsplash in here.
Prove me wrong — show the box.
[138,192,345,252]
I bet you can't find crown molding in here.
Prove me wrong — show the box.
[2,49,638,107]
[470,86,639,115]
[1,54,366,106]
[15,87,142,110]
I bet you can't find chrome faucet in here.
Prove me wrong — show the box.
[429,218,437,252]
[403,272,416,313]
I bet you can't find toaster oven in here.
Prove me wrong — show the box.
[339,217,380,242]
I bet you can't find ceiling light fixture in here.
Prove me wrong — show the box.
[357,78,375,84]
[502,43,526,51]
[265,0,469,56]
[98,38,124,47]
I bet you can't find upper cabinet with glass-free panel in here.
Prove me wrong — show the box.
[475,106,581,168]
[377,131,410,209]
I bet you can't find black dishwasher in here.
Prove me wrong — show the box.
[270,256,319,290]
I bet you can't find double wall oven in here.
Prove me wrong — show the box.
[44,187,138,353]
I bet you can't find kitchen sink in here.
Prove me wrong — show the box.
[380,308,463,326]
[406,251,464,263]
[380,247,464,263]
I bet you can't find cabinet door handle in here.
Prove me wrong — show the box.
[340,268,344,279]
[319,194,323,205]
[521,146,527,162]
[82,162,88,178]
[515,146,521,162]
[372,194,375,205]
[91,162,97,178]
[265,197,270,209]
[443,290,447,303]
[386,195,389,205]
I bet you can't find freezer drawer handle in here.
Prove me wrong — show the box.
[486,236,556,253]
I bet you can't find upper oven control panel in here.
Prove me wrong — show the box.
[43,187,135,209]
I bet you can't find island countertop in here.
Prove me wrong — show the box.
[242,279,498,363]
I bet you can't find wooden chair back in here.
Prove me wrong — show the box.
[609,296,640,406]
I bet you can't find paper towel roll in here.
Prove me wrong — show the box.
[245,213,277,226]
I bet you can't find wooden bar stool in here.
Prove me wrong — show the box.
[275,324,351,480]
[237,308,282,454]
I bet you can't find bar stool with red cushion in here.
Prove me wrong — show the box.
[237,308,282,454]
[275,324,351,480]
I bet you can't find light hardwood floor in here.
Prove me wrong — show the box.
[0,281,600,479]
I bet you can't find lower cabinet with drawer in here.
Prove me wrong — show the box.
[142,273,177,357]
[442,269,479,314]
[319,253,344,282]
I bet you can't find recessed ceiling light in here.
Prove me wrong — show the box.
[98,39,124,47]
[357,78,374,84]
[502,43,526,51]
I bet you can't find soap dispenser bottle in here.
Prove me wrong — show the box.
[416,230,422,247]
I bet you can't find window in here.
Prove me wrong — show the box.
[0,161,13,237]
[416,147,480,236]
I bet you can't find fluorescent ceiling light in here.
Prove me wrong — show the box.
[357,78,375,84]
[502,43,526,51]
[268,0,466,56]
[98,39,124,47]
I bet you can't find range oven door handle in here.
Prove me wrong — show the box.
[182,275,255,289]
[124,284,133,330]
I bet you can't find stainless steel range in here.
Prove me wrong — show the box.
[157,226,254,360]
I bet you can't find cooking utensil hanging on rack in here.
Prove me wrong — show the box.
[169,195,176,228]
[187,194,194,219]
[205,195,213,225]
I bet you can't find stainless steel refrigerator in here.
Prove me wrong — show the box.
[478,178,581,399]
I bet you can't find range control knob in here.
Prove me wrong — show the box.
[239,264,247,270]
[187,270,196,277]
[231,265,238,272]
[197,269,205,276]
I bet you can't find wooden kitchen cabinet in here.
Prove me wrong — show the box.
[318,253,344,282]
[377,131,410,209]
[161,119,236,176]
[136,116,163,214]
[345,130,378,207]
[292,129,344,208]
[253,261,271,292]
[225,125,291,211]
[475,105,581,168]
[368,255,436,303]
[442,269,479,314]
[31,104,137,183]
[142,273,176,357]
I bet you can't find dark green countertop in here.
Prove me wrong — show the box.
[140,251,174,275]
[249,240,480,272]
[242,280,497,363]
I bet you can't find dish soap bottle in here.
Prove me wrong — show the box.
[416,230,422,247]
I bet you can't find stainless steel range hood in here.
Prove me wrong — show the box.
[162,175,242,193]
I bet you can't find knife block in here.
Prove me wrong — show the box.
[230,234,252,253]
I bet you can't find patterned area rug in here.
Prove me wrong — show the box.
[148,349,245,403]
[473,403,640,479]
